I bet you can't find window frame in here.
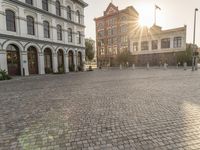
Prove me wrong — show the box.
[141,41,149,51]
[174,37,182,48]
[43,21,50,38]
[27,16,35,35]
[67,6,72,20]
[42,0,48,11]
[57,24,62,41]
[161,38,170,49]
[26,0,33,5]
[56,0,61,16]
[6,10,16,32]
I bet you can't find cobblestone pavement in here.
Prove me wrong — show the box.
[1,69,200,150]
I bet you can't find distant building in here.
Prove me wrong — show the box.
[94,3,138,67]
[130,25,187,66]
[94,3,187,67]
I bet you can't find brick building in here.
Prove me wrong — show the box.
[94,3,138,67]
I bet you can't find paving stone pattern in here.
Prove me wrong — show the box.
[0,69,200,150]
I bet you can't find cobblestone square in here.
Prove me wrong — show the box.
[0,69,200,150]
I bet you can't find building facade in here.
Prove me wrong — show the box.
[0,0,88,76]
[94,3,138,67]
[130,25,187,66]
[95,3,187,67]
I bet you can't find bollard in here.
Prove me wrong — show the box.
[120,64,122,70]
[164,63,167,70]
[184,62,187,70]
[132,64,135,70]
[147,63,150,70]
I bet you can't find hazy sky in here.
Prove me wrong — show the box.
[84,0,200,46]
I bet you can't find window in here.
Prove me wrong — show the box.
[6,10,16,32]
[42,0,48,11]
[27,16,35,35]
[161,38,170,49]
[113,37,117,45]
[57,25,62,40]
[43,21,50,38]
[141,41,149,50]
[120,36,128,44]
[120,25,127,33]
[174,37,182,48]
[77,31,81,44]
[26,0,33,5]
[67,6,72,20]
[98,31,104,38]
[98,22,104,30]
[68,28,73,42]
[152,40,158,50]
[76,10,81,24]
[108,29,112,36]
[133,42,138,51]
[108,38,112,45]
[56,0,61,16]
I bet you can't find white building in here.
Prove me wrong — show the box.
[130,25,187,66]
[0,0,88,76]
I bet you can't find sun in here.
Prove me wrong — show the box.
[137,3,154,28]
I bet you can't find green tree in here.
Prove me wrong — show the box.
[85,41,94,61]
[116,50,132,66]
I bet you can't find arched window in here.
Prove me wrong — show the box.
[77,31,81,44]
[43,21,50,38]
[57,24,62,40]
[27,16,35,35]
[68,28,73,42]
[56,0,61,16]
[67,6,72,20]
[26,0,33,5]
[6,10,16,32]
[42,0,48,11]
[76,10,81,24]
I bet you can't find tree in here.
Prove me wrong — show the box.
[85,40,94,61]
[176,44,194,66]
[116,50,132,66]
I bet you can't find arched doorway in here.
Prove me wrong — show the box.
[28,46,38,74]
[57,49,64,73]
[6,44,21,76]
[68,50,74,72]
[77,52,82,71]
[44,48,53,74]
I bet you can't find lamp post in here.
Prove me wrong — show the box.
[192,8,198,71]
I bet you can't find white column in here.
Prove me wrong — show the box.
[64,53,69,73]
[21,51,29,76]
[0,50,7,71]
[170,37,174,49]
[39,52,45,74]
[37,14,44,39]
[73,50,77,71]
[0,1,5,32]
[53,53,58,73]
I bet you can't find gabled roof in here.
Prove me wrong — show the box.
[104,3,119,16]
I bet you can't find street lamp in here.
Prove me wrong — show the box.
[192,8,198,71]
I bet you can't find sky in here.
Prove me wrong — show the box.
[84,0,200,46]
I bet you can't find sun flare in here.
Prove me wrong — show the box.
[137,3,155,28]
